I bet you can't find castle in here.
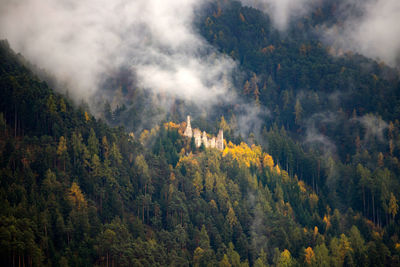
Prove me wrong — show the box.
[183,116,224,151]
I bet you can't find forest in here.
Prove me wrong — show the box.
[1,0,400,266]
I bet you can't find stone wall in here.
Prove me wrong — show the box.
[183,116,224,151]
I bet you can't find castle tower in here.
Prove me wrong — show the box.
[183,115,192,138]
[216,130,224,151]
[202,131,209,148]
[209,137,216,148]
[193,129,202,147]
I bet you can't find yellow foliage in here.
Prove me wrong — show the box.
[298,180,307,193]
[177,153,199,169]
[219,116,230,132]
[209,199,218,210]
[193,172,203,196]
[68,182,86,210]
[193,247,205,267]
[389,192,398,220]
[222,141,262,168]
[57,136,67,156]
[284,202,294,218]
[227,207,238,227]
[59,99,67,113]
[263,154,274,170]
[282,249,291,258]
[128,132,135,141]
[139,130,149,144]
[168,184,175,196]
[395,243,400,252]
[219,254,231,267]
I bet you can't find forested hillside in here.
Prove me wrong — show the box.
[199,0,400,228]
[1,0,400,266]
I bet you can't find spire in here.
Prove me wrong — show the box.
[216,129,224,151]
[187,115,191,128]
[184,115,193,138]
[202,131,209,148]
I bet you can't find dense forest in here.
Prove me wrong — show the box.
[1,0,400,266]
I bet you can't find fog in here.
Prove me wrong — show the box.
[240,0,317,31]
[0,0,236,105]
[323,0,400,67]
[241,0,400,67]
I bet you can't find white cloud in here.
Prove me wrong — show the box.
[0,0,236,104]
[240,0,317,31]
[323,0,400,67]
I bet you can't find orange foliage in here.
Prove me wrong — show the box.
[239,13,245,22]
[261,45,275,54]
[313,226,318,238]
[323,215,331,229]
[164,121,180,130]
[304,247,315,265]
[84,111,90,122]
[274,164,281,175]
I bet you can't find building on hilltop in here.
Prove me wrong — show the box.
[183,115,193,138]
[193,129,202,147]
[216,130,224,151]
[183,115,224,151]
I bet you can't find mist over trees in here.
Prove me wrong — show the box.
[1,0,400,266]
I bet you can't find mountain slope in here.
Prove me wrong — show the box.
[1,38,400,266]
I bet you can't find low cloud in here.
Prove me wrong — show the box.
[235,103,270,140]
[356,114,388,142]
[304,112,338,157]
[240,0,400,67]
[239,0,317,31]
[322,0,400,67]
[0,0,236,106]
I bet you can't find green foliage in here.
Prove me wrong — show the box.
[1,2,400,265]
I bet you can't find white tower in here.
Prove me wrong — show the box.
[183,115,192,138]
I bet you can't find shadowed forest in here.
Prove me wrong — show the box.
[1,0,400,266]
